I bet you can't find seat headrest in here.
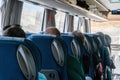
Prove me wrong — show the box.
[61,32,73,36]
[28,34,56,40]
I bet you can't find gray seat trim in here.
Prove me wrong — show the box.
[40,69,60,80]
[51,40,64,67]
[17,45,36,80]
[71,39,81,59]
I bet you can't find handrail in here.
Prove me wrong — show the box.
[112,73,120,76]
[111,44,120,46]
[111,44,120,51]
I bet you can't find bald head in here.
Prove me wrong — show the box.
[72,31,85,42]
[45,27,60,37]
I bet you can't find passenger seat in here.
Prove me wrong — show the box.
[28,34,68,80]
[0,36,41,80]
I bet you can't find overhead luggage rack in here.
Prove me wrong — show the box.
[59,0,108,21]
[85,0,108,11]
[20,0,108,21]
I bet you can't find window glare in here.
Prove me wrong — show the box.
[55,11,65,32]
[21,2,44,33]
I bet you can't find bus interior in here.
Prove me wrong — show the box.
[0,0,120,80]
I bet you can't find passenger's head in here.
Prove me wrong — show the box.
[3,25,11,31]
[72,31,90,50]
[72,31,85,43]
[3,24,21,31]
[45,27,60,37]
[3,24,26,38]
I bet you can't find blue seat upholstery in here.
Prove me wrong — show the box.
[28,34,68,80]
[62,33,82,60]
[84,34,102,79]
[71,33,91,77]
[84,34,101,64]
[62,33,86,80]
[39,31,45,34]
[0,36,41,80]
[61,34,74,56]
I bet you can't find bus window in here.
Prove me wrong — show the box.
[73,16,79,31]
[55,11,65,32]
[20,2,44,33]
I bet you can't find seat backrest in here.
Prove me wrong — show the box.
[26,32,34,38]
[61,33,81,60]
[73,33,91,75]
[83,34,93,53]
[93,34,110,69]
[28,34,68,80]
[84,34,101,61]
[0,36,41,80]
[93,34,103,49]
[84,34,97,79]
[39,31,45,34]
[97,34,107,47]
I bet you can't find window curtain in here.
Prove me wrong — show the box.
[64,14,73,32]
[0,0,23,29]
[67,15,73,32]
[64,14,69,32]
[42,9,56,31]
[84,18,91,33]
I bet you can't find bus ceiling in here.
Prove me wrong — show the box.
[19,0,110,22]
[98,0,120,11]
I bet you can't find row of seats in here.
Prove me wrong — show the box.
[84,33,112,80]
[0,31,112,80]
